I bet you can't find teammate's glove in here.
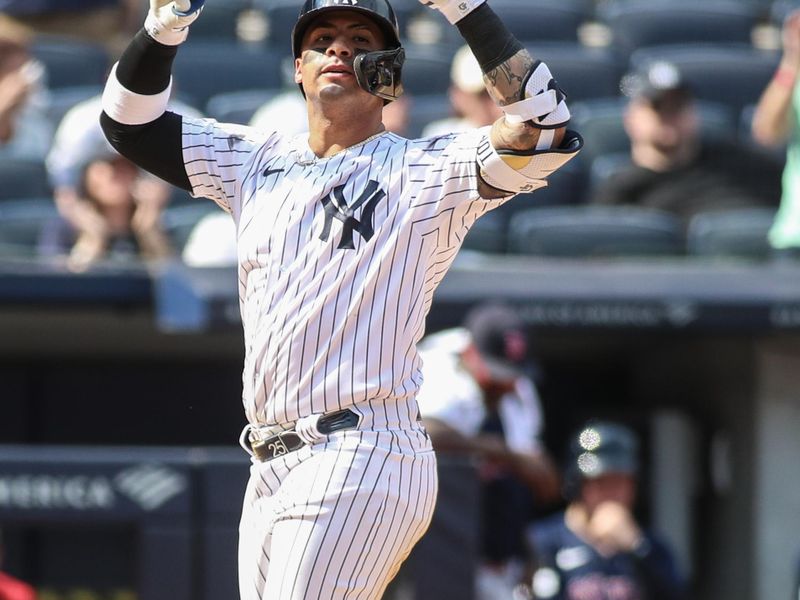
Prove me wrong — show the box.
[145,0,205,46]
[418,0,485,24]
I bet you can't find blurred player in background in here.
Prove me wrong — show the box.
[417,302,560,600]
[526,420,686,600]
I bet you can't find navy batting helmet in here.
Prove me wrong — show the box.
[291,0,405,101]
[561,420,640,499]
[291,0,402,58]
[569,421,640,479]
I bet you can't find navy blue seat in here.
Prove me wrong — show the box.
[507,205,685,257]
[31,37,110,89]
[461,210,507,254]
[687,207,777,259]
[172,42,284,108]
[0,159,52,201]
[599,1,760,58]
[524,44,625,103]
[490,0,588,44]
[0,198,60,258]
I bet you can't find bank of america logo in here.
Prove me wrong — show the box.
[114,464,187,511]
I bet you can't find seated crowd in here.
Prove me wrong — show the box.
[0,0,796,268]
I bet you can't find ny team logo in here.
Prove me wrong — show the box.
[319,179,386,250]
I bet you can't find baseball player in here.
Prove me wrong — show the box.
[99,0,583,597]
[527,421,686,600]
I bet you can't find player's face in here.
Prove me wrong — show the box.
[580,472,637,512]
[295,11,387,102]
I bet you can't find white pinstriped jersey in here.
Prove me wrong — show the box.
[181,116,513,429]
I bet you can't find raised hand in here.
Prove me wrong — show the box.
[145,0,206,45]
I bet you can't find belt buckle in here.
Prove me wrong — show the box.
[251,431,294,461]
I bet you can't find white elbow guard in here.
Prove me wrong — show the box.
[502,61,571,149]
[476,128,583,193]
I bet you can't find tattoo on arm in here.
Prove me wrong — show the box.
[484,52,534,106]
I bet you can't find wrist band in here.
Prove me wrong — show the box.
[774,67,797,90]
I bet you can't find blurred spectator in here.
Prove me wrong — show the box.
[526,420,686,600]
[0,1,140,53]
[416,302,560,600]
[591,61,782,224]
[421,44,502,137]
[0,20,52,160]
[46,92,200,252]
[39,149,173,271]
[0,529,35,600]
[752,9,800,259]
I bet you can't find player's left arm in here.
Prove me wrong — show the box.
[419,0,583,198]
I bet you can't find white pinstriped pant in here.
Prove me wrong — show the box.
[238,428,438,600]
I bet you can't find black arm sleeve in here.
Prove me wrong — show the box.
[100,29,192,191]
[100,111,191,191]
[455,4,524,73]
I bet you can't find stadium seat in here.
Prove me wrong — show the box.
[172,42,284,108]
[598,1,760,58]
[0,159,52,201]
[489,0,588,44]
[686,207,777,259]
[401,45,456,95]
[587,151,632,194]
[523,44,625,103]
[0,199,60,258]
[629,45,780,116]
[31,37,111,89]
[506,206,685,257]
[461,210,507,254]
[491,159,591,226]
[205,88,283,124]
[188,1,249,40]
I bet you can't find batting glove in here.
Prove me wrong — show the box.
[145,0,206,46]
[418,0,485,24]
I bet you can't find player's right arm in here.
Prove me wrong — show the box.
[418,0,583,198]
[99,0,204,192]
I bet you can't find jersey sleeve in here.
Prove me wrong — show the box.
[181,116,276,215]
[409,130,516,246]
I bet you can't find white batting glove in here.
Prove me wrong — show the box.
[418,0,485,24]
[145,0,205,46]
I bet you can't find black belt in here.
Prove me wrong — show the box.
[248,409,359,462]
